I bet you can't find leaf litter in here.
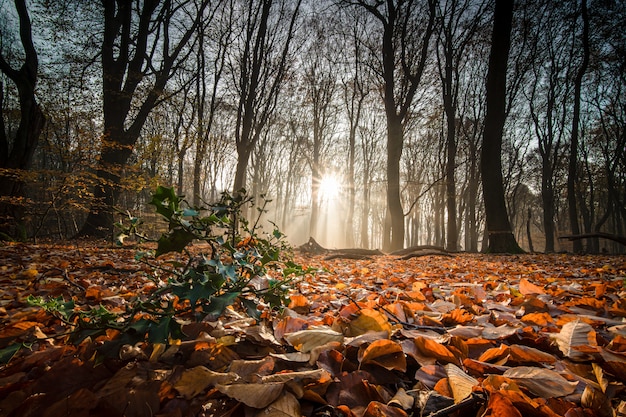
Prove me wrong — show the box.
[0,242,625,416]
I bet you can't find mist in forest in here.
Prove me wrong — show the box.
[1,0,625,253]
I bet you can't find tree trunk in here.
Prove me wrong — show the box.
[567,0,589,253]
[0,0,45,238]
[480,0,523,253]
[386,115,405,251]
[541,168,556,252]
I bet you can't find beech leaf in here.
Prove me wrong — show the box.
[445,363,478,403]
[552,320,597,360]
[284,327,344,353]
[216,382,284,408]
[503,366,578,398]
[358,339,407,372]
[174,366,239,399]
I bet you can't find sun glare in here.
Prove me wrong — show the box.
[319,175,341,200]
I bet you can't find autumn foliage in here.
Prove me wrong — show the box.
[1,242,625,416]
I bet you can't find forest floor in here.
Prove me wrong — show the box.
[0,242,625,417]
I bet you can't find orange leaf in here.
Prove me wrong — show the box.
[519,278,544,295]
[433,377,453,398]
[520,312,554,327]
[478,344,510,365]
[363,401,408,417]
[359,339,407,372]
[484,391,523,417]
[414,337,459,365]
[508,345,556,364]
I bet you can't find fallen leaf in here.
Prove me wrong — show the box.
[256,391,301,417]
[358,339,407,372]
[552,320,597,361]
[362,401,408,417]
[284,327,344,353]
[174,366,239,399]
[445,363,478,403]
[503,366,578,398]
[519,278,545,295]
[414,336,459,365]
[216,382,284,409]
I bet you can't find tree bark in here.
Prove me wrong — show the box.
[567,0,590,253]
[480,0,523,253]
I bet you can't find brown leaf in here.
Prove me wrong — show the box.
[552,320,597,361]
[216,382,284,409]
[284,327,344,353]
[362,401,408,417]
[358,339,407,372]
[414,336,459,365]
[174,366,239,399]
[503,366,578,398]
[519,278,545,295]
[484,391,523,417]
[508,344,556,364]
[255,391,301,417]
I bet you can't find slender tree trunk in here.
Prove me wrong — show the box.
[386,115,405,250]
[568,0,590,253]
[444,98,457,251]
[480,0,523,253]
[0,0,45,238]
[541,169,555,252]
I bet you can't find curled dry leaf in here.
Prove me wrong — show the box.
[503,366,578,398]
[362,401,408,417]
[387,387,414,410]
[581,386,614,417]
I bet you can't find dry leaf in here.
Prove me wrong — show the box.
[503,366,578,398]
[387,387,414,410]
[358,339,407,372]
[340,308,392,337]
[256,391,301,417]
[519,278,545,295]
[445,363,478,403]
[174,366,239,399]
[552,320,597,361]
[216,382,284,408]
[414,336,459,365]
[483,391,523,417]
[284,327,344,353]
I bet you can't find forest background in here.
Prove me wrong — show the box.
[0,0,624,254]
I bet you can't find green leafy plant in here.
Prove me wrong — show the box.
[22,186,311,359]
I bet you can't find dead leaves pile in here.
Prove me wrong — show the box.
[0,243,625,417]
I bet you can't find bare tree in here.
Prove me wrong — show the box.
[230,0,302,193]
[481,0,523,253]
[435,0,488,251]
[0,0,45,237]
[343,0,436,251]
[79,0,210,237]
[567,0,590,253]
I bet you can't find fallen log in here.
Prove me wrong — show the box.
[559,232,626,246]
[298,237,385,259]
